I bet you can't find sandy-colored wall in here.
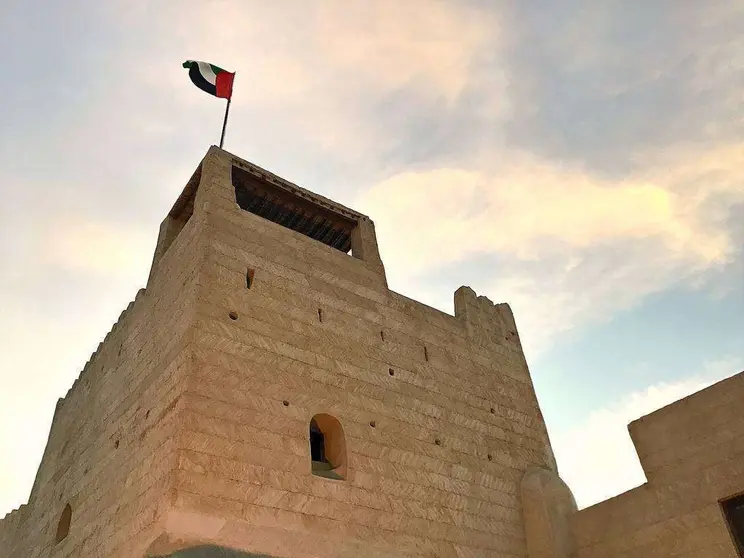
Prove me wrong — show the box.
[2,146,562,558]
[574,371,744,558]
[150,148,558,558]
[0,159,211,557]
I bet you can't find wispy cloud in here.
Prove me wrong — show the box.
[356,142,743,354]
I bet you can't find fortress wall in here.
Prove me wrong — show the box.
[573,371,744,558]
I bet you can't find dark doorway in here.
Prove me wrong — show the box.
[723,493,744,556]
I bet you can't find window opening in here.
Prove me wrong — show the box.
[309,414,347,481]
[246,268,255,289]
[723,493,744,556]
[310,419,326,463]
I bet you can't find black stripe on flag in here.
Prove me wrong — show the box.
[188,65,217,96]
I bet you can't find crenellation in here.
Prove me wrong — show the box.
[454,286,522,351]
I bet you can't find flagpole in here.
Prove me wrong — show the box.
[219,72,234,149]
[219,98,231,149]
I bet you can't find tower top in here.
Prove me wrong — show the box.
[149,146,388,287]
[227,147,366,254]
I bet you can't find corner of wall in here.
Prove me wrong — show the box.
[454,285,559,471]
[350,216,387,286]
[626,417,646,469]
[454,285,521,349]
[148,149,216,286]
[521,467,578,558]
[195,144,236,209]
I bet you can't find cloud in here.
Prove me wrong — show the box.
[96,0,499,159]
[356,142,743,353]
[550,356,743,508]
[43,218,153,278]
[500,0,744,174]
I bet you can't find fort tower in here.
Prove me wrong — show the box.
[0,147,575,557]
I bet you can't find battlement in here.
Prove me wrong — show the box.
[0,504,27,552]
[61,288,147,405]
[454,286,526,362]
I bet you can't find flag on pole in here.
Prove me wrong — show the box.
[182,60,235,99]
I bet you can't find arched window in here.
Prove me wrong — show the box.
[55,503,72,544]
[309,414,347,480]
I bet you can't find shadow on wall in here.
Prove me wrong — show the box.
[151,545,275,558]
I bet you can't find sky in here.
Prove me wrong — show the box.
[0,0,742,515]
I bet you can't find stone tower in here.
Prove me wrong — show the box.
[0,147,576,558]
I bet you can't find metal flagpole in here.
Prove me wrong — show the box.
[219,72,234,149]
[219,97,231,149]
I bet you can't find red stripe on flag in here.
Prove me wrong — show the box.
[215,72,235,99]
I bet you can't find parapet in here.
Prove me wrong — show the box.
[60,288,147,404]
[148,146,387,287]
[628,370,744,481]
[454,286,521,349]
[0,504,27,552]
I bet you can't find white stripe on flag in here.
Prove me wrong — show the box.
[197,61,218,86]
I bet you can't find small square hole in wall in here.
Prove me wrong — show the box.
[246,268,255,289]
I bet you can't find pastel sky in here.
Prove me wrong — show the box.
[1,0,742,515]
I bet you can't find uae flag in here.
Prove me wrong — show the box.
[182,60,235,99]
